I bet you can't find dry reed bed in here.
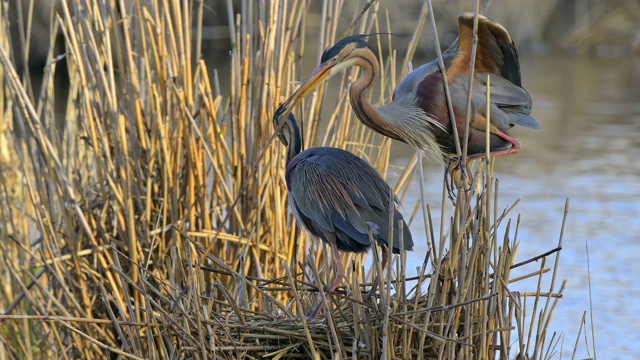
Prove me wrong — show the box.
[0,0,567,359]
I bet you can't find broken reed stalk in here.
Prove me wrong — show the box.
[0,1,569,359]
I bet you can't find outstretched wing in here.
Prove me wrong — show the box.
[445,13,539,136]
[447,13,521,84]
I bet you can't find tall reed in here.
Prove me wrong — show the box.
[0,1,568,358]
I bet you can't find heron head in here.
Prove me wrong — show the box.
[320,34,371,66]
[272,105,290,146]
[272,106,302,150]
[276,35,372,117]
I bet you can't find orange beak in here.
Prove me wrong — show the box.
[275,60,336,119]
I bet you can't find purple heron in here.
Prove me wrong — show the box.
[277,13,539,162]
[272,110,413,307]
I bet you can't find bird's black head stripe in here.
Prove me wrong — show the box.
[320,35,370,63]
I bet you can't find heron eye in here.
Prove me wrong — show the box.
[278,133,288,145]
[333,56,339,62]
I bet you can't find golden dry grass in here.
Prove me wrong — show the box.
[0,1,573,359]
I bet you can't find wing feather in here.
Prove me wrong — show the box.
[286,147,412,253]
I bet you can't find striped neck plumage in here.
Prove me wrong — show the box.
[348,49,406,143]
[283,114,302,163]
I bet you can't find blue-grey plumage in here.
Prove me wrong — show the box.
[286,146,413,254]
[273,110,413,294]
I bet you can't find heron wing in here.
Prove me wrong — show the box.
[286,147,412,252]
[393,59,440,101]
[479,74,531,107]
[287,160,337,235]
[320,151,414,253]
[448,73,539,131]
[450,13,521,84]
[478,74,539,129]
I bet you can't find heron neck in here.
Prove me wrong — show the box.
[349,54,405,142]
[284,118,302,163]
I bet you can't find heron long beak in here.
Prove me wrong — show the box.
[276,60,336,118]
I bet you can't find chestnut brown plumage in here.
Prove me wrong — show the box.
[277,13,539,163]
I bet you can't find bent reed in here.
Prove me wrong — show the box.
[0,1,568,359]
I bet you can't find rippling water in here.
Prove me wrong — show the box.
[389,55,640,359]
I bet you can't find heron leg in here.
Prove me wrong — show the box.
[445,158,475,203]
[307,300,324,320]
[307,237,344,319]
[365,244,388,299]
[328,240,345,292]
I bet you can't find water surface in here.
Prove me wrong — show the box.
[389,55,640,359]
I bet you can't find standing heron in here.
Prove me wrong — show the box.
[276,13,539,163]
[272,110,413,302]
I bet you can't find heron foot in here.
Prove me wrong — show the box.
[363,276,379,300]
[306,301,324,321]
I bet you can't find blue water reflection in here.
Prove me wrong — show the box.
[390,55,640,358]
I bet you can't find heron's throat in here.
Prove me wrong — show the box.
[349,55,406,143]
[284,121,302,164]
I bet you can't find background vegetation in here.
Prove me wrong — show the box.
[2,0,632,358]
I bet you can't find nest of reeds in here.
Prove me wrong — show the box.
[0,1,569,359]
